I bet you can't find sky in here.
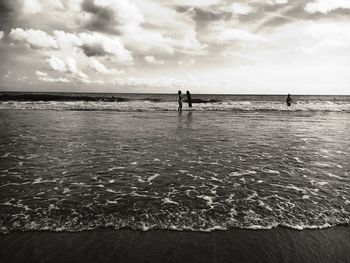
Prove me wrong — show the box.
[0,0,350,94]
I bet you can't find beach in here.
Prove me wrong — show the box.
[0,97,349,262]
[3,0,350,260]
[1,227,350,263]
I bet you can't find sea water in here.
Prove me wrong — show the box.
[0,94,350,112]
[0,95,349,233]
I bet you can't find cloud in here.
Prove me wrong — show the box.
[48,56,66,71]
[7,2,205,60]
[273,0,288,4]
[230,3,254,15]
[0,0,16,30]
[304,0,350,14]
[81,0,118,33]
[260,0,288,5]
[9,28,58,49]
[89,59,125,74]
[117,0,206,56]
[120,25,176,55]
[8,28,133,64]
[35,70,48,77]
[183,7,232,23]
[144,56,165,65]
[2,0,350,94]
[36,70,70,83]
[79,32,133,64]
[81,0,144,33]
[47,56,89,79]
[78,78,105,85]
[208,24,266,44]
[22,0,67,15]
[110,76,211,90]
[167,0,221,8]
[47,0,65,10]
[53,30,82,49]
[65,57,78,73]
[22,0,42,14]
[39,76,70,83]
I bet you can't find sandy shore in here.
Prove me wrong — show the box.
[0,227,349,263]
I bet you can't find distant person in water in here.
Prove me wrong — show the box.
[286,94,293,107]
[178,90,186,112]
[186,90,192,110]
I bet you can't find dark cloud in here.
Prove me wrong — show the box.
[81,44,107,57]
[235,11,265,25]
[0,0,18,30]
[192,8,232,22]
[329,8,350,17]
[175,6,231,29]
[81,0,119,34]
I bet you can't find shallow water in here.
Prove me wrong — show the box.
[0,110,349,233]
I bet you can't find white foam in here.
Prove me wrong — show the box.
[326,172,343,179]
[147,173,160,183]
[106,189,119,194]
[229,170,256,177]
[264,169,280,175]
[130,191,149,197]
[162,198,179,205]
[63,188,71,194]
[1,100,350,112]
[107,166,118,171]
[106,200,118,204]
[198,195,214,208]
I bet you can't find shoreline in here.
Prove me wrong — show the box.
[1,226,349,263]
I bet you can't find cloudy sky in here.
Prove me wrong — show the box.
[0,0,350,94]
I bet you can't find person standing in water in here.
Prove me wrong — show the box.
[178,90,186,112]
[286,94,293,107]
[186,90,192,110]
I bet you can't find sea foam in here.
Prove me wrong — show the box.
[1,100,350,112]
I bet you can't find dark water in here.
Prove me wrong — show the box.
[1,92,350,102]
[0,110,350,233]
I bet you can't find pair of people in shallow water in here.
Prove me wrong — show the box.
[178,90,192,112]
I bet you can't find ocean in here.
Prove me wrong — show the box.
[0,94,349,234]
[1,93,350,112]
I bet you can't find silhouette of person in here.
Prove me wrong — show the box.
[186,90,192,110]
[178,90,185,112]
[286,94,292,107]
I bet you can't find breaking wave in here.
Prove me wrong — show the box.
[1,100,350,112]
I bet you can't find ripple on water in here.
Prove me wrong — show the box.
[0,111,350,233]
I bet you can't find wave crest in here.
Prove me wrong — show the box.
[1,100,350,112]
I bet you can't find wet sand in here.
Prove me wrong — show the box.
[0,227,349,263]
